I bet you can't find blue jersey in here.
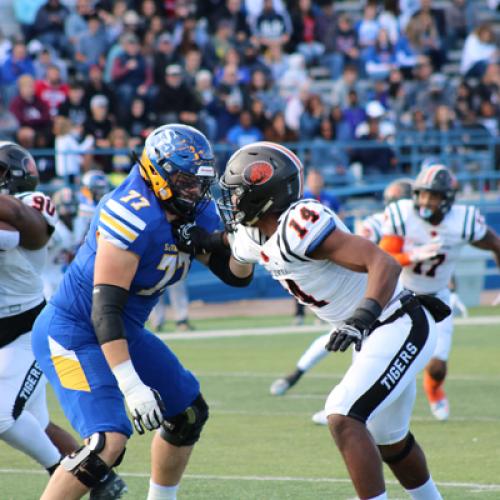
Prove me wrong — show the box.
[51,165,220,328]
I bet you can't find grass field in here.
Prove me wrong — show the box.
[1,308,499,499]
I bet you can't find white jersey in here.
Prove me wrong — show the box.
[73,193,96,245]
[231,199,402,323]
[355,211,385,243]
[42,220,76,299]
[382,199,487,293]
[0,192,57,317]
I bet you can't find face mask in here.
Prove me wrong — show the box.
[419,206,434,220]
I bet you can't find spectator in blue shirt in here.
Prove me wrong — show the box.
[1,41,36,105]
[226,109,263,147]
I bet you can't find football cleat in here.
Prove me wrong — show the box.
[269,378,291,396]
[176,320,194,332]
[311,410,329,426]
[430,398,449,421]
[90,470,128,499]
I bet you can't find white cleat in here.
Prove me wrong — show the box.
[311,409,329,425]
[430,398,449,421]
[269,378,291,396]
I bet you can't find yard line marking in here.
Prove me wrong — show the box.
[208,408,500,422]
[0,468,499,491]
[195,371,500,382]
[159,315,500,340]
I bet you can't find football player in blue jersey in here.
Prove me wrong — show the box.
[31,124,253,500]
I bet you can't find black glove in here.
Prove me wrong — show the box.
[325,319,369,352]
[325,298,382,352]
[173,223,227,256]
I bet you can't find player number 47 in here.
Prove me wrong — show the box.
[120,189,150,210]
[289,207,320,239]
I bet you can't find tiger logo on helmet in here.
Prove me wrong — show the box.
[218,141,304,230]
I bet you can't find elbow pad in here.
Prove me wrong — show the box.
[208,253,253,287]
[91,284,129,345]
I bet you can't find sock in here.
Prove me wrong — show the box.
[147,480,179,500]
[297,333,331,371]
[0,411,61,468]
[407,476,443,500]
[423,371,446,403]
[367,492,388,500]
[285,368,304,386]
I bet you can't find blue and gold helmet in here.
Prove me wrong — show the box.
[82,169,110,203]
[53,186,79,218]
[139,124,216,221]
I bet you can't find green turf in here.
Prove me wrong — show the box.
[1,313,499,499]
[155,304,500,332]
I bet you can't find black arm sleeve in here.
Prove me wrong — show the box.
[91,284,129,345]
[208,253,253,287]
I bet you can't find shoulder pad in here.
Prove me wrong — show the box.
[453,204,487,242]
[98,192,153,251]
[278,199,337,260]
[383,199,413,237]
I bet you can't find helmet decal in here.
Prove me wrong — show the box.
[244,161,274,185]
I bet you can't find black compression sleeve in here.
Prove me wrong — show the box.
[91,284,129,345]
[208,253,253,287]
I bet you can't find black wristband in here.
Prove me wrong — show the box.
[203,231,229,255]
[350,298,382,330]
[208,252,253,287]
[91,284,128,345]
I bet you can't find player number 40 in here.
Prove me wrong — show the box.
[289,207,320,239]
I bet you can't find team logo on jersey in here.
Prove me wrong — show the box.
[243,161,274,185]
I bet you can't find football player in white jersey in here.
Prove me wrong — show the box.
[216,142,445,500]
[379,164,500,421]
[0,143,126,498]
[269,178,414,406]
[73,170,110,246]
[42,187,79,299]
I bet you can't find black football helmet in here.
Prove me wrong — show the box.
[0,142,39,194]
[218,142,304,229]
[413,164,458,222]
[383,178,413,206]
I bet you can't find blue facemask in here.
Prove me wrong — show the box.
[419,206,434,220]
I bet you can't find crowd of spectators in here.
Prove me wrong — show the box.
[0,0,498,185]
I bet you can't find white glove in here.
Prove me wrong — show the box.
[227,225,261,264]
[112,360,164,434]
[408,242,441,263]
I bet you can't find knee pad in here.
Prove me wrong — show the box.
[61,432,111,488]
[381,432,415,465]
[160,394,209,447]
